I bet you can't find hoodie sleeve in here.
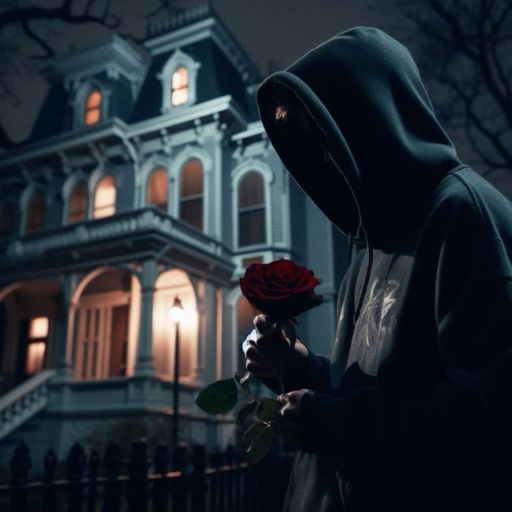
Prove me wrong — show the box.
[296,192,512,488]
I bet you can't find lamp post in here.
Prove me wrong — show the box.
[168,296,184,452]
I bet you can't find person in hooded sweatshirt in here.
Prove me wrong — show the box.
[242,26,512,512]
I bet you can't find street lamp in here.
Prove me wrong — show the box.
[168,296,184,452]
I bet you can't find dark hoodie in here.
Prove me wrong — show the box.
[255,27,512,512]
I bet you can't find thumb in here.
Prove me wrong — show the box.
[254,313,276,336]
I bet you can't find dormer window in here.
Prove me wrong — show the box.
[84,90,102,125]
[171,66,189,106]
[159,49,200,113]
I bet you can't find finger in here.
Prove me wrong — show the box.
[245,361,276,378]
[254,314,276,336]
[245,346,267,366]
[280,403,299,419]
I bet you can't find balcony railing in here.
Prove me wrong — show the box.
[2,208,231,260]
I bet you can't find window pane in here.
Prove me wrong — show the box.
[172,67,188,89]
[94,175,116,219]
[180,159,203,196]
[87,90,102,108]
[85,108,100,125]
[26,193,45,234]
[84,90,102,126]
[239,208,265,246]
[172,89,188,106]
[180,198,203,230]
[29,317,49,339]
[26,342,46,375]
[68,182,88,224]
[0,202,15,236]
[146,167,168,212]
[239,172,264,207]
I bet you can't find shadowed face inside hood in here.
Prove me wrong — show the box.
[256,26,461,251]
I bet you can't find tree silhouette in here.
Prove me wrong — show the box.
[0,0,123,148]
[388,0,512,175]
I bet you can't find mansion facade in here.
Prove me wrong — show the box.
[0,4,348,471]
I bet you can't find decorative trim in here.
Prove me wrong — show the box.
[145,15,258,85]
[50,33,147,99]
[158,49,201,114]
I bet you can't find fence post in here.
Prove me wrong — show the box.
[153,444,169,512]
[171,444,187,512]
[87,450,100,512]
[190,444,206,512]
[103,441,122,512]
[42,449,57,512]
[209,447,222,512]
[9,441,31,512]
[66,442,86,512]
[127,439,150,512]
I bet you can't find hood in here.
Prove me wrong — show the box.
[256,26,462,251]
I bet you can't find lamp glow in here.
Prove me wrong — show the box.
[168,296,185,324]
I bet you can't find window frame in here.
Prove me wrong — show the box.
[158,49,201,114]
[232,164,273,251]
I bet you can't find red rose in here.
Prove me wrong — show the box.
[239,259,323,320]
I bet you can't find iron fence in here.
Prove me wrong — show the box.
[0,439,294,512]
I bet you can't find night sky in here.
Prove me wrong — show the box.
[0,0,396,143]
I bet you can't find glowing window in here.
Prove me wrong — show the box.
[171,66,189,106]
[93,175,116,219]
[26,192,45,234]
[68,182,88,224]
[0,201,16,237]
[179,159,203,231]
[26,316,49,375]
[146,167,168,213]
[29,317,49,338]
[238,172,266,247]
[84,90,102,126]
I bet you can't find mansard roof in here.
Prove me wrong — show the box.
[27,3,261,145]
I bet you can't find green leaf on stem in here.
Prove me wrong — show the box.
[243,422,274,464]
[256,397,281,422]
[195,378,238,414]
[234,371,253,396]
[236,400,258,426]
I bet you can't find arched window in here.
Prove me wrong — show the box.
[179,159,203,230]
[171,66,189,106]
[146,167,168,213]
[238,172,266,246]
[93,175,116,219]
[84,90,102,126]
[0,201,16,237]
[68,182,88,224]
[26,192,45,234]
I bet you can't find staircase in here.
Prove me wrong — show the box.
[0,370,55,442]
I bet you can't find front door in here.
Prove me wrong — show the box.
[75,293,129,380]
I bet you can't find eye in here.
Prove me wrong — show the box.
[274,105,288,122]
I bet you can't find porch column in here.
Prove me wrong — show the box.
[54,274,78,382]
[134,259,157,377]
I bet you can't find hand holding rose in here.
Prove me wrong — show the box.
[243,313,309,379]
